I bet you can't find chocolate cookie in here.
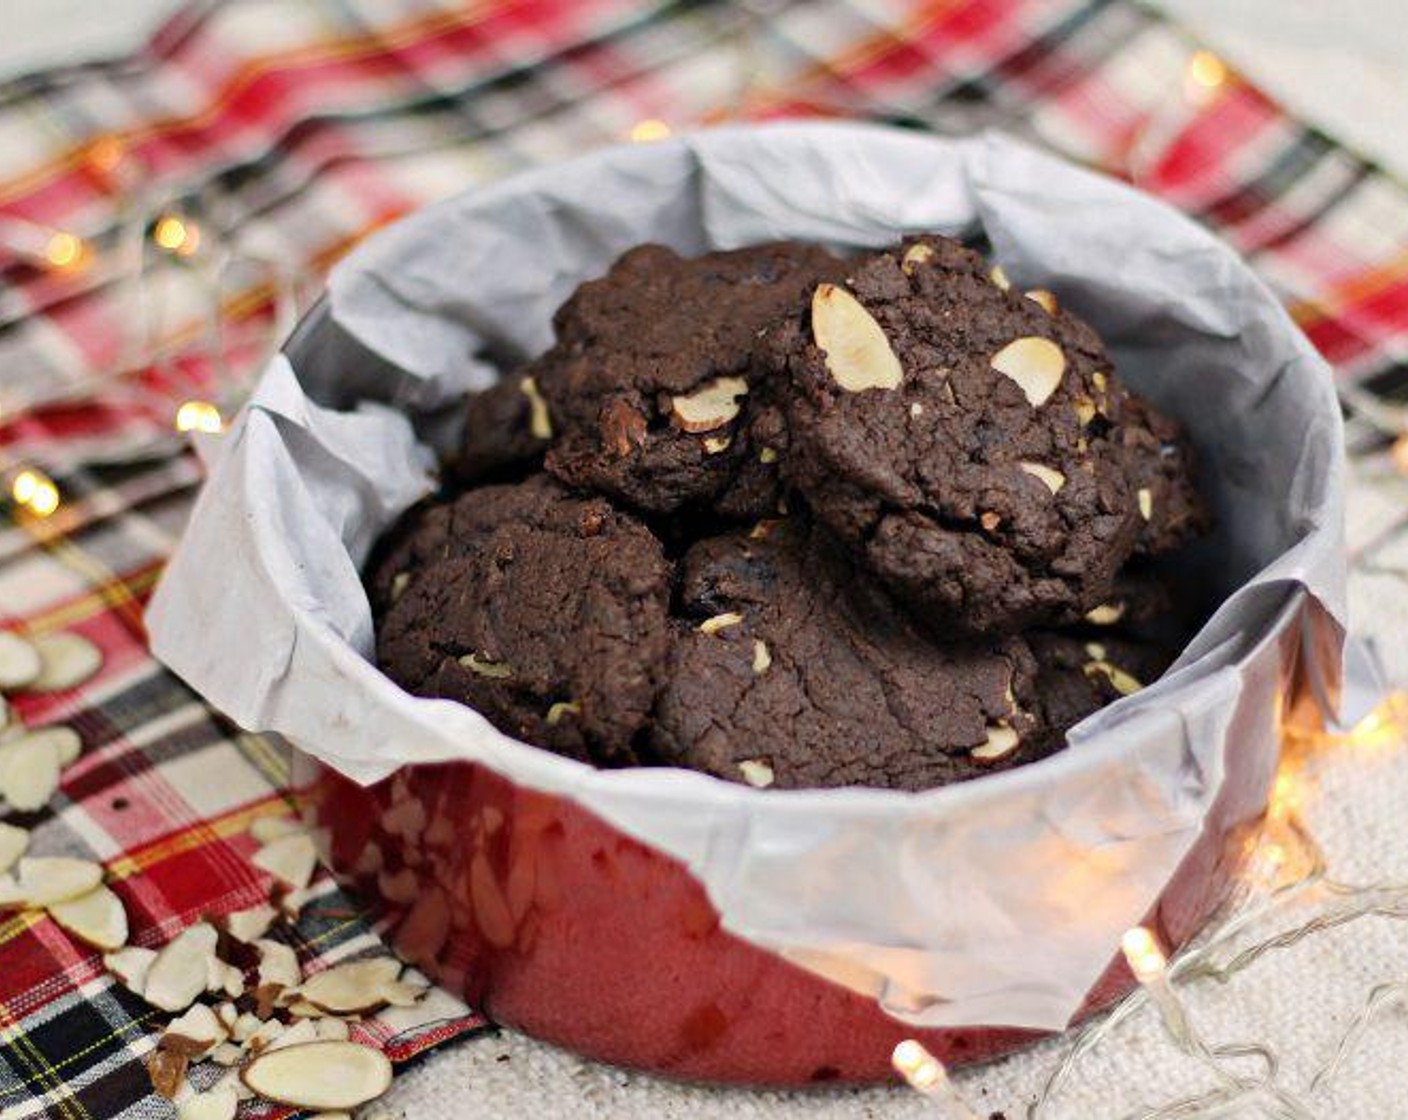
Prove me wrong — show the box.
[369,475,672,765]
[1029,631,1178,735]
[650,519,1062,790]
[535,242,845,516]
[771,234,1165,634]
[1118,394,1210,557]
[453,373,552,485]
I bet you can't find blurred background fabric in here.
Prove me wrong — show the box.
[1,2,1407,1118]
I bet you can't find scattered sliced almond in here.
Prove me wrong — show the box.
[15,725,82,766]
[315,1018,351,1042]
[209,1041,245,1068]
[288,999,329,1019]
[811,284,903,393]
[458,653,513,680]
[148,1047,190,1099]
[297,957,404,1016]
[1084,603,1126,626]
[225,903,277,944]
[145,922,219,1012]
[205,956,244,1000]
[1137,487,1154,521]
[105,946,157,994]
[738,760,775,789]
[519,376,553,440]
[231,1012,264,1043]
[1085,642,1109,661]
[178,1084,238,1120]
[242,1041,393,1110]
[702,435,731,455]
[246,1018,288,1054]
[214,1002,238,1032]
[670,377,748,434]
[49,884,128,950]
[27,633,103,693]
[253,832,318,891]
[1018,462,1066,495]
[698,612,744,636]
[389,571,411,602]
[901,243,934,273]
[751,640,771,675]
[0,822,28,874]
[0,632,42,690]
[163,1003,227,1057]
[991,337,1065,408]
[266,1019,319,1053]
[1025,288,1058,313]
[971,725,1021,761]
[0,856,103,909]
[546,701,580,726]
[1084,661,1143,696]
[256,938,301,992]
[989,264,1011,291]
[0,733,63,812]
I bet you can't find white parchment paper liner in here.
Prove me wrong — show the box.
[148,123,1349,1032]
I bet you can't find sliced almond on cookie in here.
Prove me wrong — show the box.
[698,612,744,635]
[811,285,903,392]
[519,376,553,440]
[241,1041,393,1111]
[751,640,771,675]
[1083,661,1143,696]
[27,633,103,693]
[991,337,1065,407]
[546,701,580,726]
[457,653,513,680]
[1137,487,1154,521]
[901,243,935,273]
[989,265,1012,291]
[1025,289,1058,313]
[1018,462,1066,495]
[49,884,128,950]
[971,725,1021,762]
[738,760,775,789]
[670,377,748,434]
[1084,603,1126,626]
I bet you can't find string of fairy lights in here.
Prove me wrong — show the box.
[3,18,1408,1119]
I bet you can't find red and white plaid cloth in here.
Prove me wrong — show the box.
[1,1,1406,1116]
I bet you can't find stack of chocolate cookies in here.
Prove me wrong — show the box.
[367,236,1209,791]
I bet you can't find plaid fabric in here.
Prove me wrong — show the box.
[0,1,1404,1116]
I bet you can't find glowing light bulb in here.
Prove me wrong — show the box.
[175,400,224,434]
[43,231,87,272]
[1188,51,1227,90]
[1392,435,1408,476]
[1121,926,1167,984]
[87,136,125,174]
[11,469,60,518]
[153,214,201,257]
[629,118,672,143]
[892,1039,946,1091]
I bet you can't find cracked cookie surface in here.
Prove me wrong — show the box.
[650,518,1058,790]
[770,234,1202,633]
[369,474,672,765]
